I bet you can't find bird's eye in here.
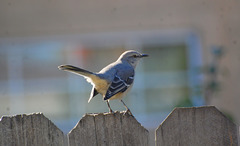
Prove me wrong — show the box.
[133,55,138,58]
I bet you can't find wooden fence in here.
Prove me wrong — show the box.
[0,106,239,146]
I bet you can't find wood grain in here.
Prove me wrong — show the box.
[0,113,65,146]
[156,106,238,146]
[68,111,149,146]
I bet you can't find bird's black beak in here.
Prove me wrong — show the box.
[140,54,149,58]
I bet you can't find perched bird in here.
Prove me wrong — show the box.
[58,50,148,115]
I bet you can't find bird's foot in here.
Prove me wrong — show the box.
[109,109,114,114]
[124,109,133,116]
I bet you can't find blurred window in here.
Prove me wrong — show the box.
[142,45,189,113]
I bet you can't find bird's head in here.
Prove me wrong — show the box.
[118,50,148,68]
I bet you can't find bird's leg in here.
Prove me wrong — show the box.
[120,100,133,116]
[106,100,114,113]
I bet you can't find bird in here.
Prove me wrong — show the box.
[58,50,148,115]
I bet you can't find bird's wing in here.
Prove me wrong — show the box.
[104,74,134,100]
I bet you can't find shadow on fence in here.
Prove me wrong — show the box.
[0,106,239,146]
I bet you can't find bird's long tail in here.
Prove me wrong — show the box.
[58,65,100,103]
[58,65,94,77]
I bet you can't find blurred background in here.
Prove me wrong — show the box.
[0,0,239,141]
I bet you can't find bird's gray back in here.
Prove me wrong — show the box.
[97,61,134,82]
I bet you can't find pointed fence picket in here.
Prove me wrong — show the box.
[156,106,239,146]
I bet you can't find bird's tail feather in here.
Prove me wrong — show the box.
[58,65,94,77]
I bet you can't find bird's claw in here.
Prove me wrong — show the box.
[124,109,133,116]
[109,109,114,114]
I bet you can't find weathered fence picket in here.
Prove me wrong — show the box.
[0,113,65,146]
[68,112,149,146]
[156,106,239,146]
[0,106,239,146]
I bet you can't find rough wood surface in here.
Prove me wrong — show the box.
[68,111,149,146]
[156,106,239,146]
[0,113,65,146]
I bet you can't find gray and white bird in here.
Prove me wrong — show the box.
[58,50,148,115]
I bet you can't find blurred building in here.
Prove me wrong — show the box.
[0,0,240,137]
